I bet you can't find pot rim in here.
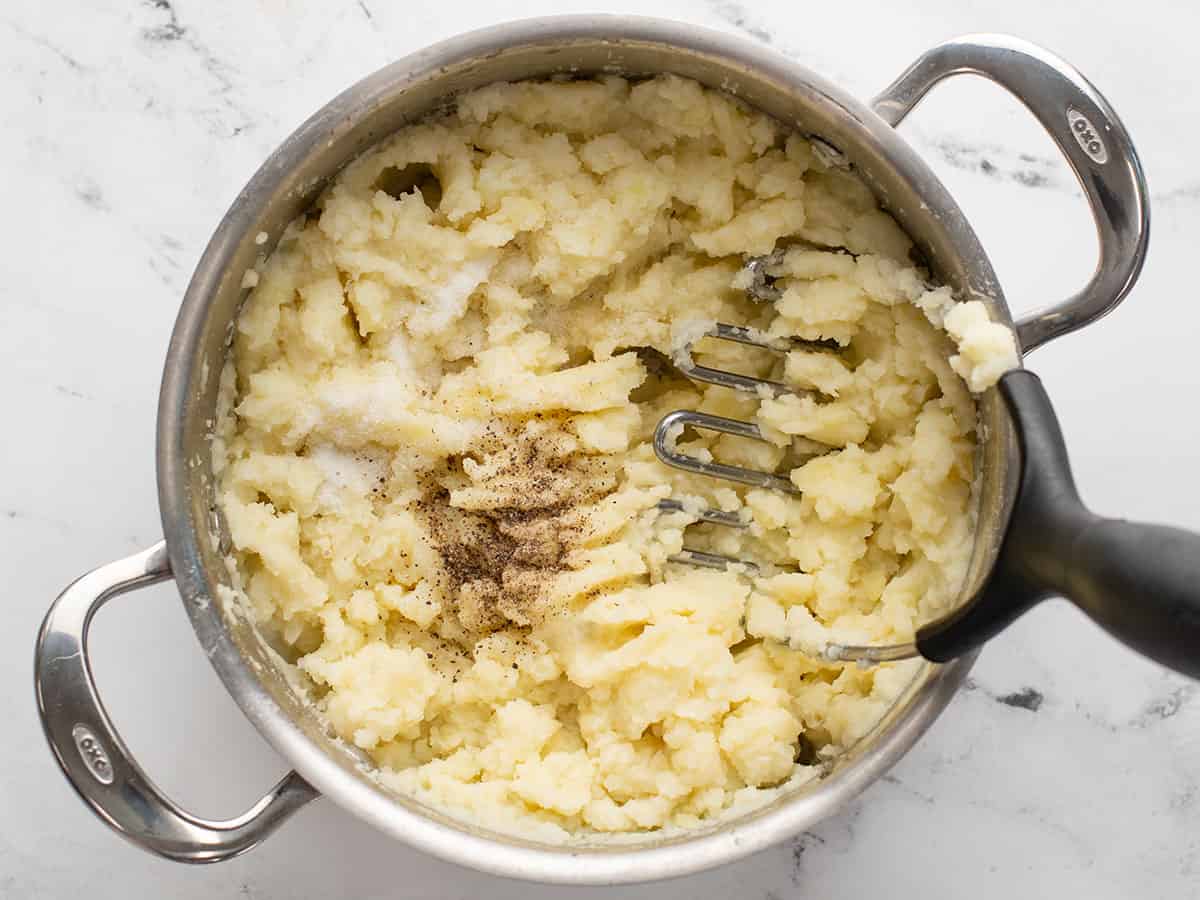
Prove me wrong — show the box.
[156,14,981,884]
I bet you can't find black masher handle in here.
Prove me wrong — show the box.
[917,370,1200,679]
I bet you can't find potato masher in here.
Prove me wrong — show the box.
[653,297,1200,680]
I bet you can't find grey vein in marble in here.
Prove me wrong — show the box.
[1131,683,1195,727]
[143,0,187,43]
[703,0,774,46]
[925,136,1065,189]
[137,0,255,139]
[74,177,109,212]
[0,17,91,72]
[357,0,379,28]
[1155,181,1200,207]
[962,676,1048,712]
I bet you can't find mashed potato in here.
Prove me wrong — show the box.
[215,75,1017,838]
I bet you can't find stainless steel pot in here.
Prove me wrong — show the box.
[34,17,1148,883]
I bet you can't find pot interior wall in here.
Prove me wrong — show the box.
[160,25,1017,856]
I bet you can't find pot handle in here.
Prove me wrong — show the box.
[34,542,319,862]
[913,371,1200,680]
[871,34,1150,353]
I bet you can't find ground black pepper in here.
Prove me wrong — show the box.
[414,422,612,644]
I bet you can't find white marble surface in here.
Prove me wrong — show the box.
[3,0,1199,896]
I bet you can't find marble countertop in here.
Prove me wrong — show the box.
[3,0,1198,896]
